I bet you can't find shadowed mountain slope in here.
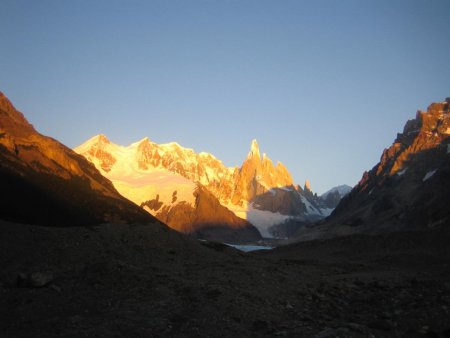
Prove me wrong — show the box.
[0,91,157,226]
[295,98,450,240]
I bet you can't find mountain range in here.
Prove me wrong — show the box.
[3,89,449,244]
[75,134,344,240]
[1,90,450,337]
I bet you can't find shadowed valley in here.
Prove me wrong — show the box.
[1,92,450,337]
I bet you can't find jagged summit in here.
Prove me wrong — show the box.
[76,133,337,238]
[248,139,260,159]
[135,136,150,144]
[97,134,110,143]
[304,180,311,192]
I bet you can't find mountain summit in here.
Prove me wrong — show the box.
[230,139,293,205]
[248,139,260,159]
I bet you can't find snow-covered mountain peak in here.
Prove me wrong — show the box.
[199,151,216,159]
[137,136,150,144]
[97,134,110,143]
[74,134,111,153]
[128,137,152,149]
[84,134,111,145]
[75,134,343,239]
[160,141,183,149]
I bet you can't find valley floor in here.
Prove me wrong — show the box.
[1,220,450,337]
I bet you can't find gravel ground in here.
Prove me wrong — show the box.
[1,220,449,337]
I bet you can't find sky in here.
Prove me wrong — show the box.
[1,0,449,194]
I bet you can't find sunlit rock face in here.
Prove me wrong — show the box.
[144,184,261,243]
[329,98,450,230]
[75,136,261,243]
[0,91,156,226]
[76,135,340,239]
[230,139,294,205]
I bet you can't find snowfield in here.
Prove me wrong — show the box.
[423,169,437,182]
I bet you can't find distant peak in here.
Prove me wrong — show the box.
[130,137,152,148]
[73,134,111,154]
[251,139,259,151]
[248,139,260,160]
[304,179,311,192]
[85,134,110,145]
[137,137,151,145]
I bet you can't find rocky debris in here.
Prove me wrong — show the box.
[16,272,54,288]
[1,221,449,337]
[315,327,350,338]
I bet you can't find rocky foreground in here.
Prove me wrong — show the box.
[1,220,449,337]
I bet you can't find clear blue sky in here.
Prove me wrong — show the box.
[1,0,449,194]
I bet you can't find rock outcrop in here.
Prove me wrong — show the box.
[319,185,352,209]
[150,185,261,243]
[230,139,294,205]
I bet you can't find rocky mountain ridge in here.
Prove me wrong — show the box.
[0,91,156,226]
[75,135,261,243]
[76,135,341,238]
[296,97,450,240]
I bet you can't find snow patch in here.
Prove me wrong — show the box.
[300,195,321,215]
[397,168,408,176]
[321,185,352,198]
[319,208,334,217]
[74,136,197,210]
[225,202,290,238]
[423,170,437,182]
[225,244,273,252]
[111,169,196,207]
